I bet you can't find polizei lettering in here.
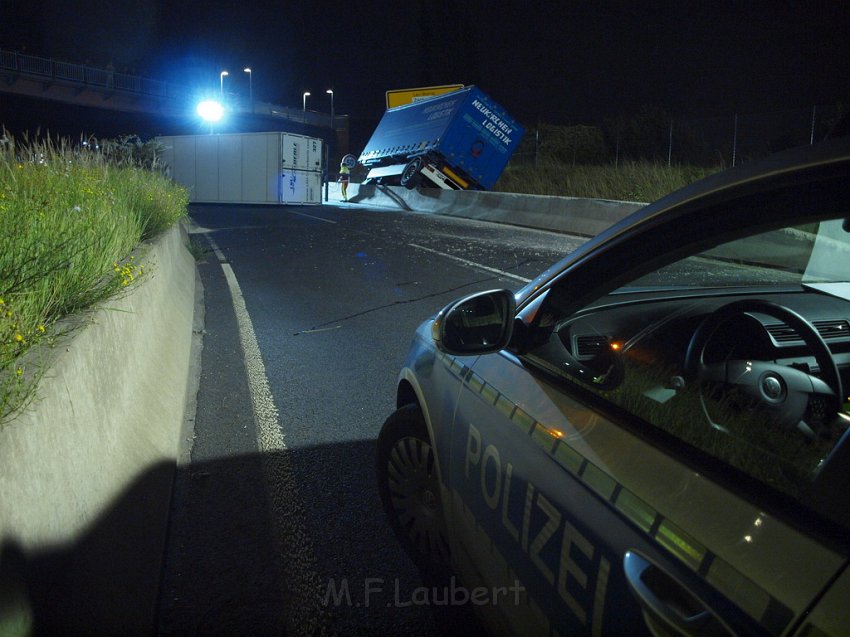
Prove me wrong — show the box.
[465,423,609,635]
[472,100,514,145]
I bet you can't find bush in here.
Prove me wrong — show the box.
[0,132,188,422]
[515,124,609,166]
[495,158,720,202]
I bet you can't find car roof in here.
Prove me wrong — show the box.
[517,136,850,309]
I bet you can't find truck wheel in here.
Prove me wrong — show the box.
[400,158,422,190]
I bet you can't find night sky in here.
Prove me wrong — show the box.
[2,0,849,138]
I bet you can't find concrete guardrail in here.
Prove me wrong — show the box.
[328,183,646,237]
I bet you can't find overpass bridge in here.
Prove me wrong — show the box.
[0,49,347,149]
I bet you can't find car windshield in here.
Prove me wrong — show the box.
[616,218,850,292]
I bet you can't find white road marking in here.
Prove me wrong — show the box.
[208,237,327,636]
[408,243,532,283]
[287,210,337,224]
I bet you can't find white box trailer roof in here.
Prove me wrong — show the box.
[157,132,324,205]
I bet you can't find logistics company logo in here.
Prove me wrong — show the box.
[471,99,515,146]
[322,577,525,609]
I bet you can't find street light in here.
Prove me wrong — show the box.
[326,89,334,125]
[219,70,228,97]
[197,99,225,134]
[244,68,252,112]
[197,100,224,123]
[303,91,310,111]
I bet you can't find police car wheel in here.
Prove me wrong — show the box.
[376,404,450,570]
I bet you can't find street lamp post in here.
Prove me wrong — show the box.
[302,91,310,112]
[244,68,252,112]
[326,89,334,126]
[219,70,228,97]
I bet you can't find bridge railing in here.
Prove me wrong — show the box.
[0,48,333,128]
[0,50,13,68]
[53,60,86,83]
[16,54,53,77]
[0,49,175,99]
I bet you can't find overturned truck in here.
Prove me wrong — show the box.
[358,86,524,191]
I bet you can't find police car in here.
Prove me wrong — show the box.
[376,137,850,636]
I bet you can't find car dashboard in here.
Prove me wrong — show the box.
[560,288,850,394]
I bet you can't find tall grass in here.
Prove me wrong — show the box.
[496,158,720,202]
[0,132,188,422]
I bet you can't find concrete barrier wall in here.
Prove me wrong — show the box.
[0,223,196,634]
[329,183,646,236]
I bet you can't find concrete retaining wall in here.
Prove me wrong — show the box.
[329,182,645,236]
[0,223,196,635]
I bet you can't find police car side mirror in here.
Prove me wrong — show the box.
[431,289,516,355]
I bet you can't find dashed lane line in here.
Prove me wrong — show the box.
[286,210,337,224]
[209,236,329,636]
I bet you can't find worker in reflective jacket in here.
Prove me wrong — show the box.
[338,160,351,202]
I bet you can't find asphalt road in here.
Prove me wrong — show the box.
[156,202,586,636]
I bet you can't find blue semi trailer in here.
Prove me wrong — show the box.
[357,86,524,191]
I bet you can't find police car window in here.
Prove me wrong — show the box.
[619,223,829,291]
[527,218,850,502]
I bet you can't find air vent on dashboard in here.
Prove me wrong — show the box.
[765,319,850,343]
[575,335,609,357]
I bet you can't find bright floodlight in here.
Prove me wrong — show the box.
[197,100,224,122]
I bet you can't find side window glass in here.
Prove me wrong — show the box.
[525,219,850,502]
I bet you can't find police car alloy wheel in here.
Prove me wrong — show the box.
[376,404,450,571]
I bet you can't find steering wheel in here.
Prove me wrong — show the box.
[684,299,842,431]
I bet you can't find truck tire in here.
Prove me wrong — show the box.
[400,158,422,190]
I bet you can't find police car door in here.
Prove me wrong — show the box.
[446,285,848,637]
[448,338,847,636]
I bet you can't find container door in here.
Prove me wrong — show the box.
[306,137,324,173]
[281,169,322,204]
[280,169,306,203]
[281,133,310,171]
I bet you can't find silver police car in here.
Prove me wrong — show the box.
[376,137,850,636]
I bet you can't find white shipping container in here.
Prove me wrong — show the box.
[281,133,324,172]
[157,132,324,205]
[306,136,324,172]
[241,133,281,203]
[194,135,219,202]
[280,169,323,204]
[217,134,242,202]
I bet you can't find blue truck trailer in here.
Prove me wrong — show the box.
[357,86,524,191]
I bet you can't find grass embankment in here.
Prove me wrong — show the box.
[496,159,720,202]
[0,134,188,422]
